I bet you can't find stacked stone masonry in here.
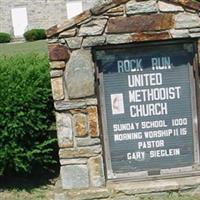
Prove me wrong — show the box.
[47,0,200,199]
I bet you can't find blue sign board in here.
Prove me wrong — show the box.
[95,42,197,175]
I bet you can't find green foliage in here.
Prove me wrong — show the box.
[0,54,57,176]
[24,29,46,42]
[0,32,11,43]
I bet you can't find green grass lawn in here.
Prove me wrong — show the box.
[0,40,48,57]
[0,186,54,200]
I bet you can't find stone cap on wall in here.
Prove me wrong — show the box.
[46,0,200,38]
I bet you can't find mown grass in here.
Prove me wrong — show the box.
[0,40,48,57]
[0,186,54,200]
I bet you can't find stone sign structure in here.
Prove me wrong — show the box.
[47,0,200,199]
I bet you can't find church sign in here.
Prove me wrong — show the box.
[47,0,200,196]
[94,41,199,179]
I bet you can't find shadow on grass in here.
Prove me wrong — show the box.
[0,167,59,192]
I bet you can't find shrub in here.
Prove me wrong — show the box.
[0,33,11,43]
[0,54,57,176]
[24,29,46,42]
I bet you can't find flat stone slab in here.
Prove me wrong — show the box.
[107,13,174,34]
[66,188,110,200]
[54,99,98,111]
[79,19,107,36]
[107,175,200,195]
[126,0,157,15]
[175,13,200,29]
[55,176,200,199]
[158,1,184,12]
[59,145,102,158]
[61,165,89,189]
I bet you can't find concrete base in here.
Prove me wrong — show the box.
[55,175,200,200]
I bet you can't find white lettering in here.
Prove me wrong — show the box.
[128,73,162,87]
[129,87,181,103]
[127,152,145,160]
[138,140,165,149]
[150,149,180,158]
[144,129,173,139]
[117,59,143,73]
[130,103,168,118]
[141,120,167,129]
[152,57,172,70]
[114,132,142,141]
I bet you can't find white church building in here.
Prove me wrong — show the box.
[0,0,103,37]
